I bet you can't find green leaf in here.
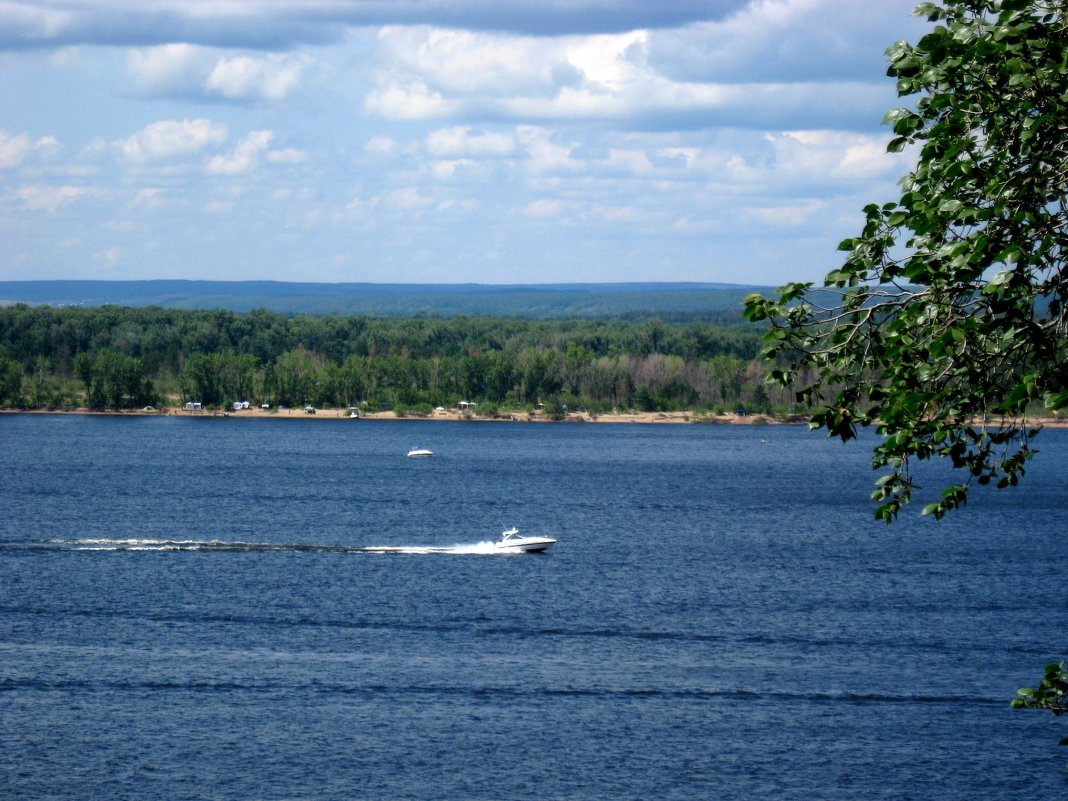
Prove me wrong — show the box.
[921,502,942,518]
[1044,390,1068,411]
[996,245,1024,264]
[983,270,1013,293]
[746,0,1067,550]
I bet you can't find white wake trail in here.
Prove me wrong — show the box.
[51,538,514,555]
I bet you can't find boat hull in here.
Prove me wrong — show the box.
[493,537,556,553]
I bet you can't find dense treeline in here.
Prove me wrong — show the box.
[0,304,800,415]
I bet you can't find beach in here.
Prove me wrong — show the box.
[148,405,783,425]
[5,404,1065,428]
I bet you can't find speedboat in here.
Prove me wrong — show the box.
[407,447,433,457]
[493,527,556,553]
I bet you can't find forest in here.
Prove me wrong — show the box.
[0,304,802,417]
[0,279,766,318]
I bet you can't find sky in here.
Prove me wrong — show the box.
[0,0,931,286]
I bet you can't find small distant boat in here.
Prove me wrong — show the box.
[407,447,433,458]
[493,527,556,553]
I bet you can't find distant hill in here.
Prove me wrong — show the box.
[0,280,770,320]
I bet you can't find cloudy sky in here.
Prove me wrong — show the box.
[1,0,930,286]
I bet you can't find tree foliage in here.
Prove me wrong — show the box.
[744,0,1068,522]
[0,355,23,406]
[0,304,783,414]
[1012,661,1068,745]
[73,350,156,410]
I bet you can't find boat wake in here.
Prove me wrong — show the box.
[26,538,513,555]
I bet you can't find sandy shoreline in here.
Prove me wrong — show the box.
[2,405,790,425]
[5,405,1066,428]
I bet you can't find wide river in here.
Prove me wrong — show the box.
[1,414,1065,800]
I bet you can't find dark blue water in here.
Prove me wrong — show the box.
[1,414,1065,800]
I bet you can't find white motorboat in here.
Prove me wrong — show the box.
[407,447,433,457]
[493,527,556,553]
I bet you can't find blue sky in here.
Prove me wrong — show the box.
[1,0,929,286]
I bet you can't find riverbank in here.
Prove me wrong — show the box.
[237,407,789,424]
[5,405,1065,427]
[1,405,794,425]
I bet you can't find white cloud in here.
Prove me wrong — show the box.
[0,1,744,50]
[745,199,827,227]
[344,195,378,217]
[425,126,515,158]
[364,136,400,156]
[127,45,307,102]
[366,27,650,124]
[603,148,655,176]
[382,187,435,210]
[523,199,563,218]
[363,21,897,130]
[205,130,273,175]
[267,148,308,165]
[648,0,922,84]
[565,30,648,90]
[653,146,707,175]
[671,215,722,235]
[0,130,59,169]
[131,188,166,208]
[206,54,307,101]
[14,184,100,212]
[593,204,645,224]
[765,130,899,181]
[430,160,471,180]
[436,197,476,213]
[363,79,456,120]
[121,119,228,163]
[516,127,581,174]
[1,1,931,284]
[126,44,206,96]
[375,26,570,96]
[0,130,34,169]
